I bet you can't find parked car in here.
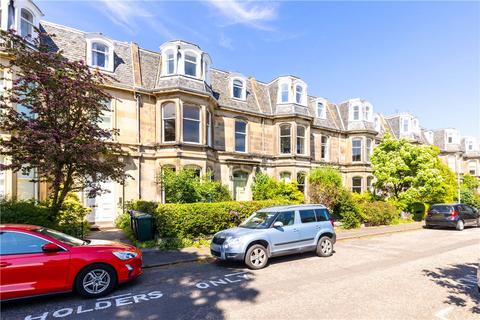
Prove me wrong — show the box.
[210,204,336,269]
[0,224,142,301]
[425,204,480,231]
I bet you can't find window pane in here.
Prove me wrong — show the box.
[352,139,362,162]
[275,211,295,226]
[315,209,329,222]
[235,135,245,152]
[299,210,316,223]
[297,137,304,154]
[163,103,175,118]
[295,86,302,104]
[185,54,197,77]
[92,51,106,68]
[164,119,176,142]
[235,121,246,133]
[183,106,199,120]
[280,172,291,182]
[183,120,199,143]
[281,84,289,102]
[352,177,362,193]
[233,80,243,99]
[0,232,48,255]
[280,125,290,136]
[281,137,291,154]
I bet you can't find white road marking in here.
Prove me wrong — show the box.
[96,292,132,301]
[435,306,453,320]
[224,272,248,277]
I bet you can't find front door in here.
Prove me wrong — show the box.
[267,211,300,254]
[0,231,70,300]
[233,171,249,201]
[86,181,116,223]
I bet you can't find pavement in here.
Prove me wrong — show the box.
[88,221,424,268]
[2,226,478,320]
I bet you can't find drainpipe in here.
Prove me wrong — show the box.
[135,92,141,144]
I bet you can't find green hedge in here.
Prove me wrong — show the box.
[358,201,399,226]
[0,196,90,238]
[125,200,292,239]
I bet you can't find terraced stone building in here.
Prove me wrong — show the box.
[0,0,478,223]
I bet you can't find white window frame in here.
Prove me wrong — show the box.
[295,85,303,104]
[279,82,289,104]
[296,125,306,155]
[402,118,409,133]
[320,135,329,161]
[231,77,246,100]
[86,37,114,72]
[17,165,37,200]
[20,8,35,39]
[279,124,292,154]
[162,102,176,143]
[352,138,362,162]
[206,110,212,147]
[316,101,326,119]
[99,99,113,131]
[183,51,199,78]
[182,105,201,144]
[280,172,291,183]
[352,106,360,121]
[352,176,362,193]
[234,119,247,153]
[366,138,373,162]
[165,49,176,75]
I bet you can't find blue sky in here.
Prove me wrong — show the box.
[39,0,479,137]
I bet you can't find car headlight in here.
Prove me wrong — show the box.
[113,251,138,260]
[224,237,242,248]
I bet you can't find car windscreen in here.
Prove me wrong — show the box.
[429,205,453,213]
[35,227,85,246]
[239,211,277,229]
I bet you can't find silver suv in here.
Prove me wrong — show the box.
[210,204,336,269]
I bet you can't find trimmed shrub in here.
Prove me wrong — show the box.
[308,167,343,210]
[126,199,292,239]
[408,202,426,221]
[333,191,361,229]
[0,194,89,238]
[359,201,399,226]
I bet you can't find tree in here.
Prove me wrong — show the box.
[308,167,343,210]
[251,172,304,203]
[159,168,231,203]
[461,174,480,191]
[370,134,456,207]
[0,30,127,219]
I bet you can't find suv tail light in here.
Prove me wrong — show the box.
[330,218,335,227]
[450,208,458,218]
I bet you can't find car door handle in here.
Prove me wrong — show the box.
[293,228,299,232]
[0,262,11,268]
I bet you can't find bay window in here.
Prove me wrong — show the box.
[352,138,362,162]
[162,103,176,142]
[280,124,291,154]
[296,126,306,155]
[183,105,200,143]
[235,120,247,152]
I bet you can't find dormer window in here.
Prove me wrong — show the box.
[374,116,380,131]
[316,102,326,119]
[447,134,453,144]
[231,78,246,100]
[184,53,197,77]
[295,85,303,104]
[86,36,114,72]
[20,9,34,39]
[281,83,289,103]
[166,50,175,75]
[353,106,360,120]
[364,106,370,121]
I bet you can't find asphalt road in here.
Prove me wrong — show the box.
[1,227,479,320]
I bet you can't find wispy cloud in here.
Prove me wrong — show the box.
[96,0,174,38]
[205,0,278,30]
[219,33,234,50]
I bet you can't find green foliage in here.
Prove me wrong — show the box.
[356,201,399,226]
[461,174,480,191]
[408,202,427,221]
[333,191,361,229]
[308,167,343,210]
[251,172,304,203]
[0,194,89,238]
[126,199,291,240]
[371,134,457,208]
[159,168,231,203]
[460,189,480,209]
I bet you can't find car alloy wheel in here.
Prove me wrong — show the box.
[250,248,266,267]
[456,220,464,231]
[320,238,332,255]
[82,269,111,294]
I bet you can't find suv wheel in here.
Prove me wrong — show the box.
[245,244,268,270]
[75,264,117,298]
[456,220,465,231]
[316,236,333,257]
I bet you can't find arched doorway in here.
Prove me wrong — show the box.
[233,170,249,200]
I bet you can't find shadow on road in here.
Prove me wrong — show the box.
[423,262,479,314]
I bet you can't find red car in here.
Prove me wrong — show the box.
[0,224,142,301]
